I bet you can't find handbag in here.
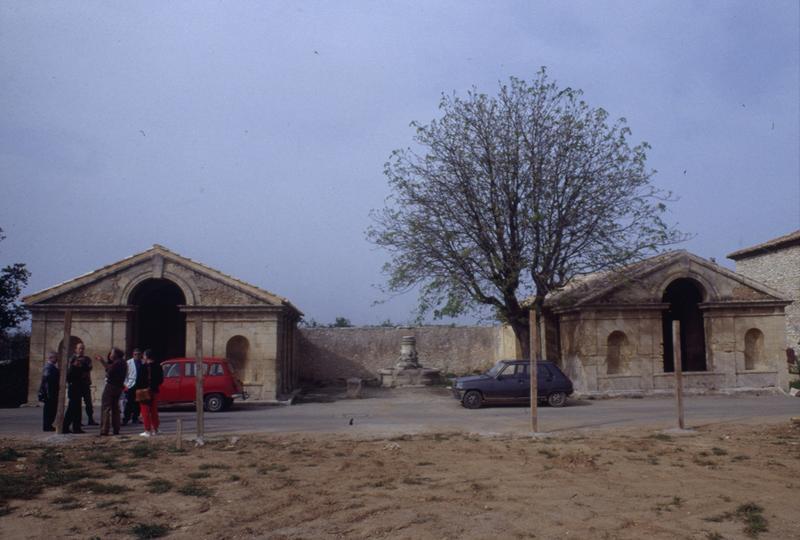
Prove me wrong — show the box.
[135,388,152,402]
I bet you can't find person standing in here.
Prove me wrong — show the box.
[99,348,127,436]
[62,354,85,434]
[38,351,59,432]
[71,343,97,426]
[122,348,142,425]
[135,349,163,437]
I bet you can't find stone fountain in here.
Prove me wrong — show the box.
[378,335,442,387]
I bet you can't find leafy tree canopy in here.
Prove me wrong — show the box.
[0,228,30,332]
[368,69,686,357]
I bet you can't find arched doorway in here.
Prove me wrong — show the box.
[129,279,186,361]
[662,278,707,372]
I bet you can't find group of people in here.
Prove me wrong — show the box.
[39,343,164,437]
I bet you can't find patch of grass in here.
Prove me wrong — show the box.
[704,502,768,538]
[736,503,768,537]
[228,474,241,482]
[654,496,684,513]
[177,481,212,497]
[73,480,129,495]
[131,523,169,539]
[52,495,82,510]
[199,463,230,470]
[129,443,157,459]
[705,532,724,540]
[187,471,210,479]
[146,479,173,494]
[0,472,42,500]
[650,433,673,442]
[731,454,750,462]
[113,508,134,520]
[257,463,288,474]
[0,448,23,461]
[127,473,147,480]
[538,449,558,459]
[96,499,125,509]
[711,447,728,456]
[402,476,428,485]
[416,461,435,466]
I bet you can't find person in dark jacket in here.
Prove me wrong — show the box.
[71,342,97,426]
[135,349,163,437]
[62,354,85,434]
[99,347,127,436]
[39,351,59,432]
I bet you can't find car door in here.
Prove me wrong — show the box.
[180,361,208,402]
[537,363,555,395]
[493,363,527,401]
[158,362,182,403]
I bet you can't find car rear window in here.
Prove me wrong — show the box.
[184,362,224,377]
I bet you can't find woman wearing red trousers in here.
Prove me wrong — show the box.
[135,349,163,437]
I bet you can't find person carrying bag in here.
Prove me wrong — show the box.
[134,349,163,437]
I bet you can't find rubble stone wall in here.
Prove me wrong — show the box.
[734,244,800,355]
[298,326,517,383]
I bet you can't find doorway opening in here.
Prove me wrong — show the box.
[129,279,186,361]
[662,278,707,372]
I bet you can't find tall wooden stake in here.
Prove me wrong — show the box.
[55,311,72,434]
[176,418,183,451]
[672,320,685,430]
[195,317,205,443]
[529,309,539,433]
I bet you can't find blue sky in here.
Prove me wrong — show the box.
[1,1,798,325]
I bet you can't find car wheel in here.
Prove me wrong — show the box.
[204,393,225,413]
[547,392,567,408]
[462,390,483,409]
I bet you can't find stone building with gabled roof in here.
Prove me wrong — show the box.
[728,230,800,358]
[539,250,792,395]
[24,245,302,403]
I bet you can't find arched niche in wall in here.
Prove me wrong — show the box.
[225,335,250,380]
[744,328,765,371]
[606,331,631,375]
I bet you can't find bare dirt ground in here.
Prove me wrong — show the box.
[1,422,798,540]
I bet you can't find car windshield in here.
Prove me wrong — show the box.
[485,362,508,377]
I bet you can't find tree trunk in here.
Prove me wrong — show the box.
[532,296,545,361]
[509,316,531,360]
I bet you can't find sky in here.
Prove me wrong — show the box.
[1,1,798,327]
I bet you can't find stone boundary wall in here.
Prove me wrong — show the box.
[734,244,800,356]
[298,326,519,383]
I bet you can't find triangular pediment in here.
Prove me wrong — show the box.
[545,250,789,310]
[24,245,301,314]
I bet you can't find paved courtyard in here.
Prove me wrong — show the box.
[2,387,798,440]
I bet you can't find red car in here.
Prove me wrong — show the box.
[158,357,246,412]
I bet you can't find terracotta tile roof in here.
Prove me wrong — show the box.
[727,229,800,260]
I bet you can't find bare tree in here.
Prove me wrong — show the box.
[369,69,685,357]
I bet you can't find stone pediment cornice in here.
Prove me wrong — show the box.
[544,250,790,309]
[23,244,302,316]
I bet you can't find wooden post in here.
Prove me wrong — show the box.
[529,309,538,433]
[672,320,685,430]
[176,418,183,451]
[195,317,205,443]
[55,311,72,434]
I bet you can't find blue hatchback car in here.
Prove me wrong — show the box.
[451,359,574,409]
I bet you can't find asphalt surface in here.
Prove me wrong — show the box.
[2,387,798,440]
